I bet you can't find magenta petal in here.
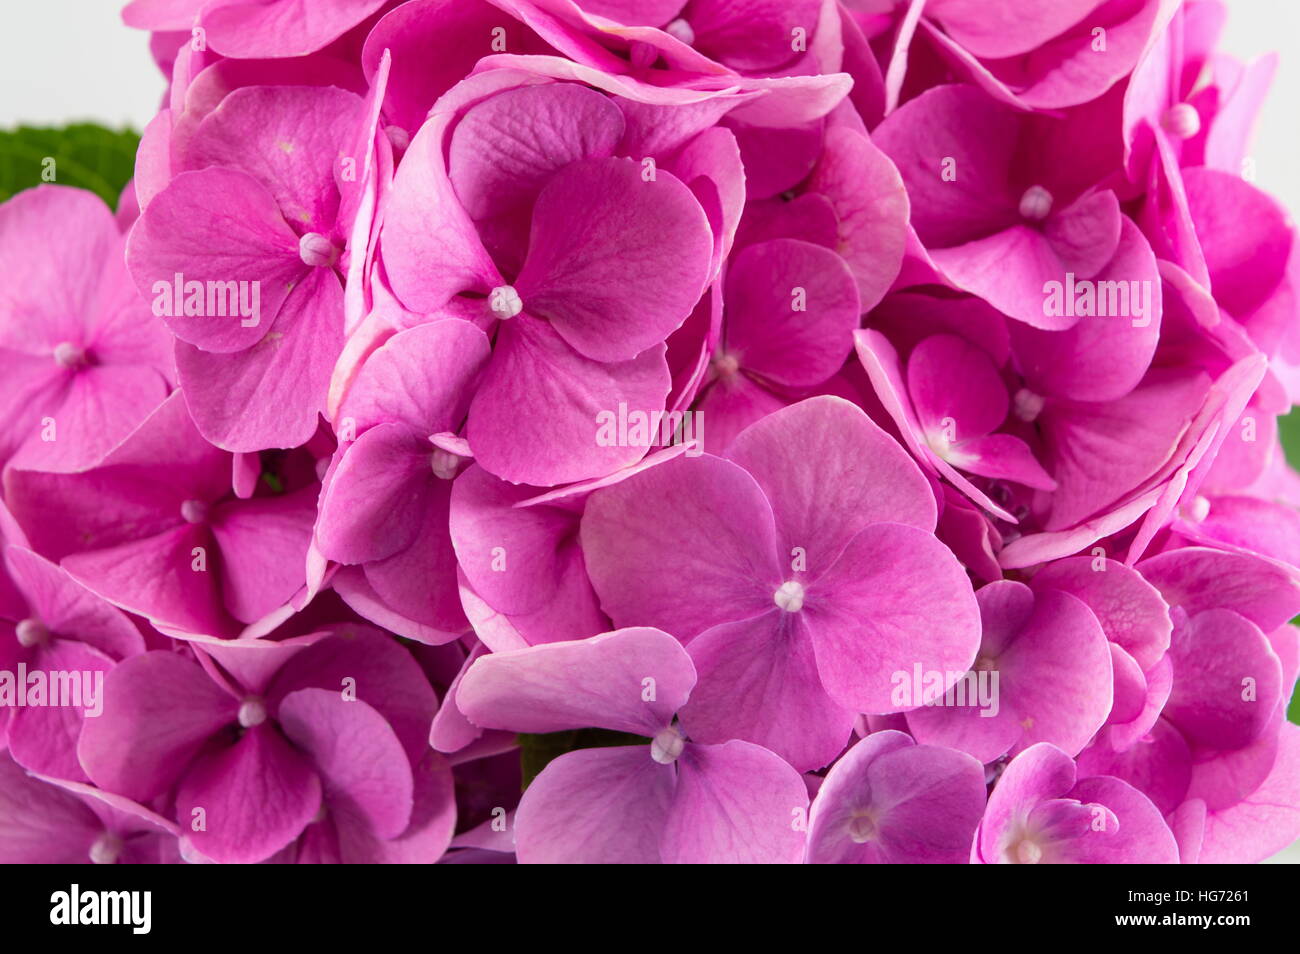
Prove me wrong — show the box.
[63,524,232,637]
[0,753,103,863]
[1009,218,1162,402]
[468,315,670,486]
[694,371,789,455]
[458,628,694,737]
[277,688,413,841]
[514,745,673,864]
[726,396,937,564]
[932,226,1083,331]
[872,85,1019,249]
[185,84,364,232]
[338,318,490,433]
[1183,166,1292,319]
[203,0,388,58]
[723,239,860,389]
[515,157,712,363]
[660,739,808,864]
[927,0,1100,59]
[955,434,1057,490]
[316,424,432,564]
[126,166,303,353]
[78,651,237,802]
[6,639,114,782]
[448,83,625,222]
[911,584,1112,761]
[581,453,779,639]
[269,627,437,767]
[449,464,580,618]
[1139,547,1300,634]
[383,113,503,311]
[807,730,986,864]
[1164,608,1282,751]
[805,127,910,311]
[1062,775,1181,864]
[208,487,315,624]
[1199,722,1300,863]
[360,485,466,635]
[175,724,321,864]
[3,546,143,659]
[805,523,981,714]
[8,365,171,474]
[1030,555,1172,671]
[681,612,854,773]
[908,334,1007,440]
[174,266,343,452]
[336,749,456,864]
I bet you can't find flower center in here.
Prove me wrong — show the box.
[1013,838,1044,864]
[1185,495,1211,523]
[1013,388,1045,423]
[53,341,86,368]
[847,812,878,844]
[238,697,268,729]
[299,232,339,268]
[773,580,805,613]
[15,617,50,648]
[664,18,695,45]
[1018,185,1053,222]
[180,499,208,524]
[712,353,740,378]
[650,725,685,764]
[430,447,461,481]
[489,285,523,320]
[1161,103,1201,139]
[89,832,124,865]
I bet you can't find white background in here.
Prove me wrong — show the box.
[0,0,1297,861]
[0,0,1297,210]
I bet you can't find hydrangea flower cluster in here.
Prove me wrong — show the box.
[1,0,1298,864]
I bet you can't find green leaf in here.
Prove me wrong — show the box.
[0,124,140,207]
[1281,410,1300,724]
[1280,408,1300,471]
[518,728,648,790]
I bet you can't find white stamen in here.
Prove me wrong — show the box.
[430,447,461,480]
[238,697,268,729]
[16,618,50,648]
[488,285,523,320]
[1187,495,1211,522]
[1161,103,1201,139]
[713,353,740,378]
[1014,838,1043,864]
[650,725,685,764]
[1013,388,1045,423]
[299,232,339,268]
[180,499,208,524]
[664,18,695,46]
[89,832,124,865]
[848,813,877,844]
[1018,185,1054,222]
[773,580,805,613]
[53,341,86,368]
